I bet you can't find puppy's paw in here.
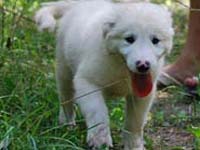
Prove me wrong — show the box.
[124,145,145,150]
[123,132,145,150]
[59,108,76,128]
[59,115,76,127]
[34,8,56,32]
[87,123,112,149]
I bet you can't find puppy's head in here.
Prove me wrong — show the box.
[103,3,174,97]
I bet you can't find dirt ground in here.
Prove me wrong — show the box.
[148,89,197,150]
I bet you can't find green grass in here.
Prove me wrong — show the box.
[1,0,200,149]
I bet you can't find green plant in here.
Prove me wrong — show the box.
[188,126,200,150]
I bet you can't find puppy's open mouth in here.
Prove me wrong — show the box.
[130,72,153,98]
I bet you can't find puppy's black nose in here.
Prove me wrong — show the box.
[135,60,150,73]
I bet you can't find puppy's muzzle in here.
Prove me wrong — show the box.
[135,60,150,73]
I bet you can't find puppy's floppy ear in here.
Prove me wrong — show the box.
[102,22,115,38]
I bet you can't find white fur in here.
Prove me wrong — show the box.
[34,0,150,32]
[37,0,173,149]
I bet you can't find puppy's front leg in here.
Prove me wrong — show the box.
[123,93,155,150]
[74,78,112,149]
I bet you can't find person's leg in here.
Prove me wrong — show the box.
[160,0,200,86]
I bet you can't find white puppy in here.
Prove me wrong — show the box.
[36,0,174,149]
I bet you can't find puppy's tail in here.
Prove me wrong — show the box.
[34,0,76,32]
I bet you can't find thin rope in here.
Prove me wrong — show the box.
[174,0,200,12]
[61,78,128,105]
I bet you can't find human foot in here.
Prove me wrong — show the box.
[158,64,199,87]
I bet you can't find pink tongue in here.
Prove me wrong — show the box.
[131,73,153,98]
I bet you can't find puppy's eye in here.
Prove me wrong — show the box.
[125,35,135,44]
[152,37,160,45]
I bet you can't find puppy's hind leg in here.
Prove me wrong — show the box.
[123,93,155,150]
[56,59,75,126]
